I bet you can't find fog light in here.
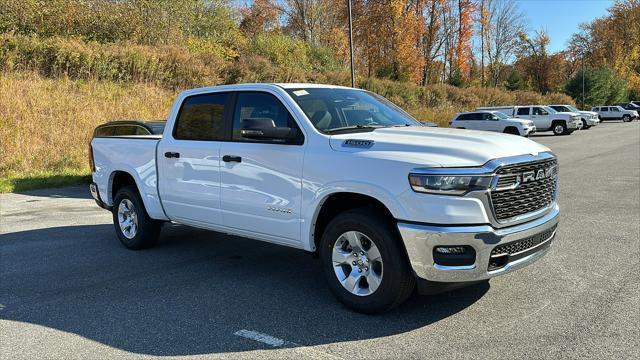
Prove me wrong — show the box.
[433,246,476,267]
[435,246,468,254]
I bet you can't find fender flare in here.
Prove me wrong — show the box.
[301,181,408,251]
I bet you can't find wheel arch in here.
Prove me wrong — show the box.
[503,126,520,135]
[308,191,401,253]
[106,168,169,221]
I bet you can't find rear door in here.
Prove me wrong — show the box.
[157,92,230,226]
[219,91,306,245]
[453,113,471,128]
[601,107,612,119]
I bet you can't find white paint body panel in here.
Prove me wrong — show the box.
[92,84,553,252]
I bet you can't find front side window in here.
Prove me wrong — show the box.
[611,107,620,112]
[533,107,548,115]
[174,93,228,141]
[286,88,420,133]
[232,92,303,144]
[493,112,509,119]
[517,107,530,115]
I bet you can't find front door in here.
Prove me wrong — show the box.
[219,91,305,245]
[157,92,230,226]
[531,106,552,130]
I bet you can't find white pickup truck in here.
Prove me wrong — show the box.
[477,105,581,135]
[90,84,560,313]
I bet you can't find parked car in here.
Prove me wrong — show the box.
[477,105,581,135]
[90,84,560,313]
[548,104,599,129]
[449,110,535,136]
[631,101,640,107]
[591,106,638,122]
[616,102,640,112]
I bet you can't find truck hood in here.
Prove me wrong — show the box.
[329,126,551,168]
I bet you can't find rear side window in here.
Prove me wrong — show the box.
[174,93,228,140]
[456,114,470,120]
[95,126,115,137]
[517,107,530,115]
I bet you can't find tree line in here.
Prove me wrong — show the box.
[1,0,637,105]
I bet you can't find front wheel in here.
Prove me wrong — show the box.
[112,185,162,250]
[552,122,567,136]
[582,120,591,129]
[319,208,415,314]
[622,115,631,122]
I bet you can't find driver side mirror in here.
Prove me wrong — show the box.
[240,118,299,142]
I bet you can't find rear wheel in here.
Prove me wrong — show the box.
[319,208,415,314]
[552,122,567,136]
[112,185,162,250]
[622,114,631,122]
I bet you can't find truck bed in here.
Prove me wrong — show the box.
[91,136,167,220]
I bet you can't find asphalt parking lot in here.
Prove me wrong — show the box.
[1,122,639,359]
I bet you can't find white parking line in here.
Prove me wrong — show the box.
[233,329,343,359]
[233,329,286,347]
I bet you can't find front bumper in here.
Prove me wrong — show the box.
[397,204,559,282]
[523,126,536,135]
[585,117,599,126]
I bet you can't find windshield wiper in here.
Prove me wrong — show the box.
[325,124,385,134]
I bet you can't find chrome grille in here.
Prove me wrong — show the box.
[490,159,557,221]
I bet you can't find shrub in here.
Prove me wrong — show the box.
[0,33,225,88]
[251,33,312,71]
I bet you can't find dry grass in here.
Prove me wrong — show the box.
[0,72,175,189]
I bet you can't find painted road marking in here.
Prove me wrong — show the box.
[233,329,343,359]
[233,329,286,347]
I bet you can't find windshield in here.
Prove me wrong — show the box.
[492,111,509,119]
[544,106,558,114]
[285,88,421,133]
[565,105,580,112]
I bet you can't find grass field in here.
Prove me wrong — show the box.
[0,72,175,192]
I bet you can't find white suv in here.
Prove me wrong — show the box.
[591,106,638,122]
[449,110,535,136]
[549,105,599,129]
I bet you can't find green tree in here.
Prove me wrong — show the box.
[565,67,628,109]
[505,70,523,90]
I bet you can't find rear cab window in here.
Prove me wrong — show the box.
[174,93,229,141]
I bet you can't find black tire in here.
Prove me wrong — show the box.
[552,121,567,136]
[622,114,631,122]
[582,120,591,129]
[319,208,415,314]
[503,127,520,136]
[112,185,162,250]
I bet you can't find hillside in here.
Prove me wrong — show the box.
[1,0,635,191]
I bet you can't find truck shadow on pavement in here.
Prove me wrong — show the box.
[0,223,488,356]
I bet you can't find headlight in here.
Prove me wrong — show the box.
[409,174,493,195]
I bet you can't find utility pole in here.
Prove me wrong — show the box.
[581,53,585,110]
[347,0,355,88]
